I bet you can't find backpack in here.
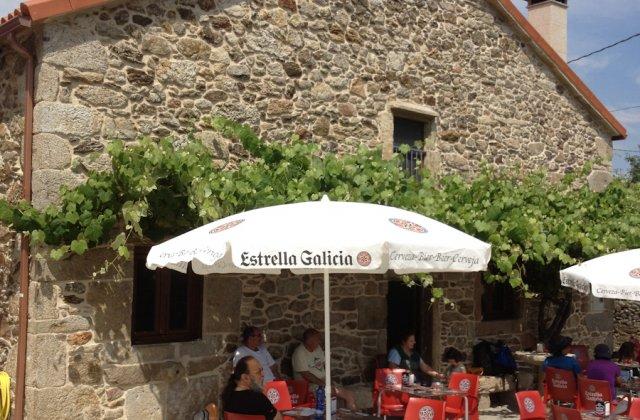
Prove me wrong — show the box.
[493,342,517,375]
[472,340,496,375]
[472,340,517,376]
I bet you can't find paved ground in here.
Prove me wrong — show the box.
[478,405,520,419]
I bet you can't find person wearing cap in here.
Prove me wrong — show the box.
[543,335,582,376]
[587,344,622,398]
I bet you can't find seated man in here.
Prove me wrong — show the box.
[233,326,280,384]
[292,328,357,411]
[221,356,283,420]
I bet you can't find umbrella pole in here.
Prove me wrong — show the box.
[324,269,331,420]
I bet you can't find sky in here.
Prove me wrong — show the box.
[1,0,638,174]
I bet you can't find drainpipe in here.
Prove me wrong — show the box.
[6,31,34,420]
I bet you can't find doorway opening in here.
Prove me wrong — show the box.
[386,280,434,365]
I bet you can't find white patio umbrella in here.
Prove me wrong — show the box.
[560,248,640,301]
[147,196,491,419]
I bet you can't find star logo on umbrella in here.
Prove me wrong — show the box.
[357,251,372,267]
[389,218,427,233]
[210,219,244,234]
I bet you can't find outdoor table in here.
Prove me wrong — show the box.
[617,362,640,385]
[514,351,550,392]
[377,384,469,420]
[581,410,630,419]
[620,377,640,398]
[281,408,382,419]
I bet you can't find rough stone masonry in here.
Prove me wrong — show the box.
[0,0,622,418]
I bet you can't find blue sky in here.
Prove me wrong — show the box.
[2,0,638,174]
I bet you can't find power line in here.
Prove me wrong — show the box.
[613,149,640,154]
[611,105,640,112]
[568,31,640,63]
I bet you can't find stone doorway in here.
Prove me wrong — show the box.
[386,280,434,365]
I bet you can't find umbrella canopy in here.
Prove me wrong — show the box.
[147,196,491,420]
[560,248,640,301]
[147,196,491,275]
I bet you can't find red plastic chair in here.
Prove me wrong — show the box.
[578,378,613,412]
[374,368,407,418]
[286,379,313,408]
[629,398,640,419]
[445,373,479,420]
[263,381,293,411]
[515,391,546,420]
[224,413,265,420]
[545,367,579,408]
[551,404,582,420]
[404,397,446,420]
[568,345,589,372]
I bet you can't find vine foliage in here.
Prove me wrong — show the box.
[0,117,639,311]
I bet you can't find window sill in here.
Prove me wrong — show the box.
[475,319,523,336]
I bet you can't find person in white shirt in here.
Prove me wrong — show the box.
[233,326,280,384]
[292,328,357,411]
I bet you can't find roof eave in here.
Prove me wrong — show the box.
[0,16,31,38]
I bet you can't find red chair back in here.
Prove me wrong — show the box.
[374,368,407,415]
[629,398,640,419]
[578,378,612,411]
[374,368,405,390]
[445,373,479,418]
[286,379,310,407]
[545,367,578,405]
[224,413,265,420]
[569,345,589,371]
[551,405,582,420]
[404,397,446,420]
[263,380,293,411]
[515,391,546,420]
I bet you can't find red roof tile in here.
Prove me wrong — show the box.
[0,0,628,140]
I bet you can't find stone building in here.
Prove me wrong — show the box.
[0,0,628,418]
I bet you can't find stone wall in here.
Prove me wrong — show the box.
[0,39,25,375]
[240,272,387,385]
[0,0,621,417]
[7,249,240,419]
[614,300,640,349]
[28,0,614,212]
[10,248,385,419]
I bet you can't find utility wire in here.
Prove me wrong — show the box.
[568,31,640,63]
[611,105,640,112]
[613,149,640,154]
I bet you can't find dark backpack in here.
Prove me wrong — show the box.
[493,342,517,375]
[472,340,496,375]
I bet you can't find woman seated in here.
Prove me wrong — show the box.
[616,341,640,380]
[442,347,467,378]
[543,335,582,376]
[387,331,444,385]
[587,344,628,413]
[221,356,283,420]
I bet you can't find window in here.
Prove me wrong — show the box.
[481,281,519,321]
[392,116,432,177]
[132,246,203,345]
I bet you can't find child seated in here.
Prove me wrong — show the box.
[442,347,467,378]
